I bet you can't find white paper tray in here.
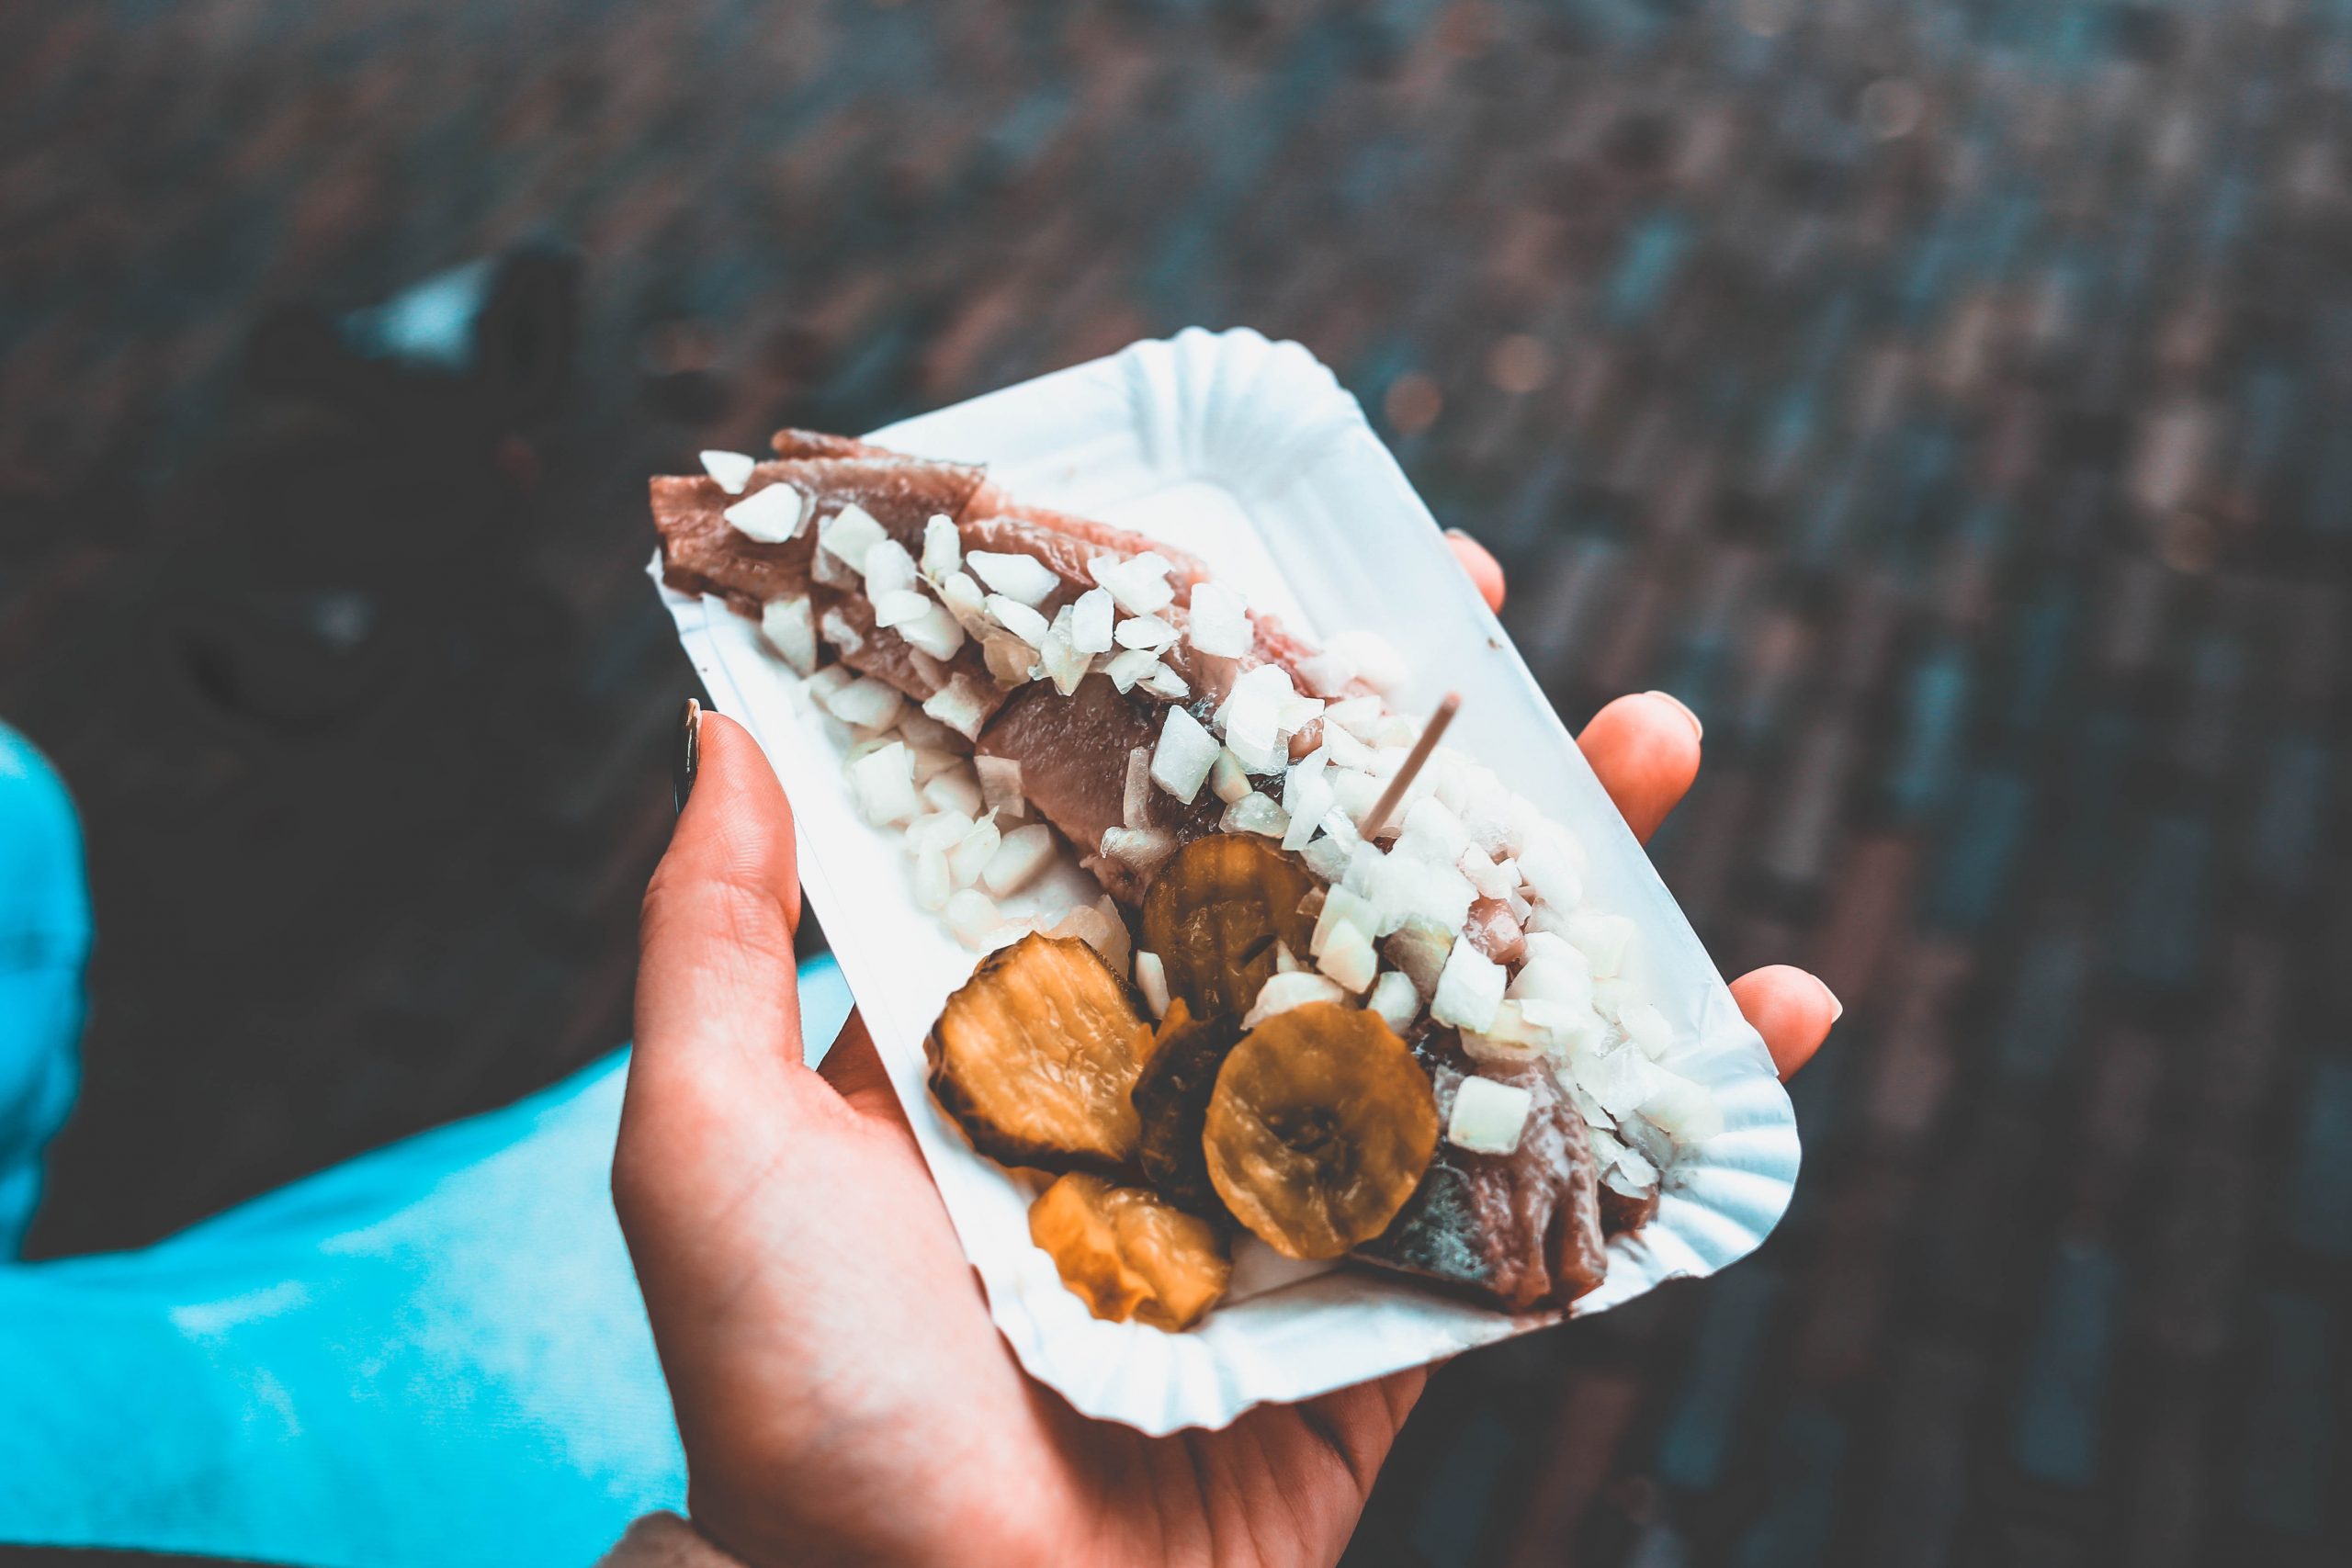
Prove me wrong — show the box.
[652,327,1800,1434]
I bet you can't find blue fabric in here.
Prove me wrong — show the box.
[0,722,855,1567]
[0,725,89,1258]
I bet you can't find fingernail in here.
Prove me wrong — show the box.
[1645,690,1703,741]
[1444,526,1474,541]
[673,698,702,813]
[1820,978,1843,1024]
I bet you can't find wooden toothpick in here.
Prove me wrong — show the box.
[1362,692,1460,840]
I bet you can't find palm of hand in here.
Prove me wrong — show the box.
[618,689,1835,1568]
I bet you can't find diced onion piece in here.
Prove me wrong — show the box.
[1122,747,1153,830]
[1367,969,1421,1032]
[1114,615,1178,651]
[1619,999,1673,1057]
[1069,589,1116,654]
[1048,898,1133,973]
[1566,910,1634,977]
[1135,951,1171,1019]
[759,596,818,674]
[905,810,971,854]
[803,666,854,709]
[1325,696,1385,741]
[1217,664,1296,773]
[937,570,988,629]
[1138,661,1190,701]
[1295,651,1356,697]
[922,768,985,818]
[700,449,757,493]
[1576,1045,1661,1120]
[944,888,1003,951]
[864,538,921,599]
[921,514,961,580]
[912,843,953,911]
[1151,706,1219,805]
[823,675,905,731]
[1518,829,1585,911]
[986,594,1050,649]
[1459,848,1517,901]
[849,741,922,827]
[1640,1071,1723,1144]
[1329,629,1406,692]
[1100,825,1177,874]
[1329,768,1383,825]
[1310,885,1378,960]
[1091,551,1177,615]
[1299,834,1351,883]
[1393,797,1473,866]
[947,814,1001,889]
[1208,750,1253,805]
[1102,647,1162,694]
[909,746,960,784]
[1320,722,1374,771]
[983,823,1057,896]
[1447,1077,1534,1156]
[1603,1145,1660,1197]
[1316,919,1377,993]
[980,631,1036,686]
[975,754,1026,818]
[818,502,888,569]
[1037,606,1091,696]
[1509,932,1595,1008]
[1240,971,1346,1031]
[1186,581,1250,658]
[1361,850,1476,937]
[922,674,996,741]
[1430,941,1505,1032]
[898,711,963,752]
[1383,920,1453,999]
[812,544,860,589]
[1220,791,1290,839]
[897,600,967,660]
[1274,942,1301,974]
[871,588,933,628]
[965,549,1059,605]
[723,482,807,542]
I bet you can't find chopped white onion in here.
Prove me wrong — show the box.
[848,741,922,827]
[1300,833,1353,883]
[1518,829,1585,911]
[1509,932,1595,1009]
[864,538,921,599]
[1447,1077,1534,1156]
[700,449,757,493]
[913,513,956,576]
[802,665,854,706]
[1099,825,1176,874]
[1220,791,1291,838]
[1138,661,1190,701]
[1135,951,1170,1019]
[975,754,1026,818]
[1208,750,1253,805]
[1273,941,1301,974]
[1295,650,1356,697]
[1382,920,1454,999]
[818,503,888,570]
[905,810,971,855]
[1186,581,1250,658]
[1240,971,1347,1030]
[912,843,952,911]
[1639,1071,1723,1143]
[1458,849,1517,901]
[1037,607,1091,695]
[1619,999,1673,1058]
[823,675,905,731]
[1151,706,1219,805]
[921,674,996,741]
[896,601,967,661]
[1319,722,1374,771]
[1393,796,1473,867]
[1317,919,1377,993]
[1114,615,1178,651]
[1575,1045,1661,1120]
[871,588,933,628]
[966,549,1059,606]
[1102,647,1162,694]
[1069,589,1116,654]
[1091,551,1176,615]
[759,596,818,674]
[811,543,860,589]
[1048,898,1132,973]
[1602,1146,1660,1197]
[922,768,984,818]
[909,746,960,784]
[937,570,988,628]
[1565,910,1634,978]
[723,482,807,542]
[1310,885,1378,960]
[1367,969,1421,1032]
[1329,629,1406,692]
[944,888,1003,951]
[983,824,1057,896]
[947,814,1001,889]
[1430,940,1505,1032]
[985,594,1049,649]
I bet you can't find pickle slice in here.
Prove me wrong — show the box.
[1029,1172,1233,1330]
[929,933,1154,1168]
[1203,1002,1440,1259]
[1139,835,1318,1019]
[1131,999,1245,1215]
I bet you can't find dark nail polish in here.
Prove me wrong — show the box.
[673,698,702,812]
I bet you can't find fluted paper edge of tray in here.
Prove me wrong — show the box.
[651,327,1800,1434]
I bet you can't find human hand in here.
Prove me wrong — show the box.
[614,538,1839,1568]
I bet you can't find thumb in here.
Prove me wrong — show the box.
[616,708,822,1235]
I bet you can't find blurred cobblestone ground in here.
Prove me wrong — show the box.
[3,0,2348,1562]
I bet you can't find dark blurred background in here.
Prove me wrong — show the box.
[3,0,2347,1562]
